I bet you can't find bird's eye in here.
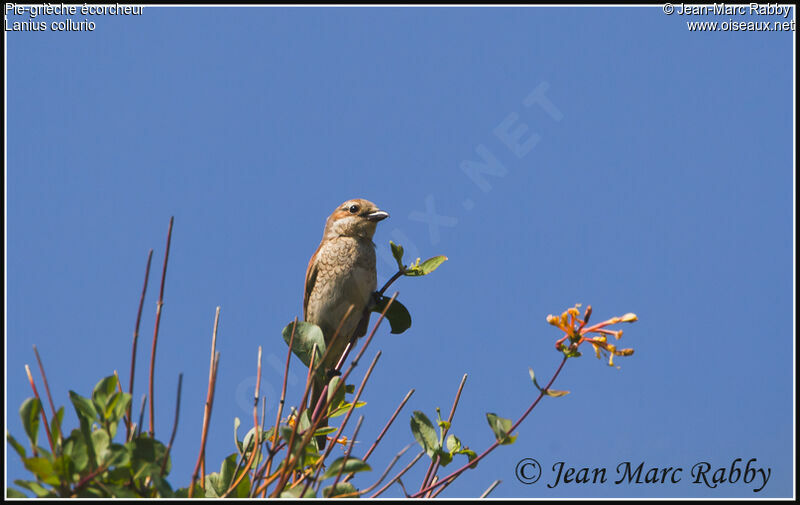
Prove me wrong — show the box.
[349,204,360,214]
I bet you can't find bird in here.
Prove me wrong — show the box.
[304,198,389,449]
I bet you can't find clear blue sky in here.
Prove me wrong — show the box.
[6,6,794,498]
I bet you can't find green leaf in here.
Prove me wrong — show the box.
[92,429,110,466]
[389,240,405,271]
[529,368,539,389]
[7,432,27,459]
[544,389,570,398]
[282,321,326,371]
[101,483,140,498]
[6,488,27,498]
[320,456,371,480]
[446,433,461,454]
[64,429,89,472]
[50,406,65,443]
[218,453,239,494]
[328,401,366,419]
[233,417,242,454]
[130,437,169,480]
[230,473,251,498]
[371,296,412,334]
[404,255,448,276]
[204,473,224,498]
[14,479,52,497]
[327,376,345,415]
[22,457,60,485]
[461,447,479,469]
[313,426,338,437]
[52,453,76,481]
[410,411,440,459]
[486,413,517,445]
[150,474,174,498]
[70,391,99,470]
[92,375,118,419]
[69,391,98,423]
[436,448,453,467]
[19,398,41,450]
[280,485,316,498]
[106,443,131,467]
[323,481,358,498]
[109,392,131,426]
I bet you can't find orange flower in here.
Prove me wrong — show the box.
[547,304,637,368]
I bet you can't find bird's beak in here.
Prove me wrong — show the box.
[366,210,389,222]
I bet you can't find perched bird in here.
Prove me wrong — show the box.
[304,198,389,448]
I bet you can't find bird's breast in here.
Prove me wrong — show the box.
[306,238,377,338]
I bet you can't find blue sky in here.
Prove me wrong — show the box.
[6,6,794,498]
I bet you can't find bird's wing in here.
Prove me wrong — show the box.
[303,247,320,320]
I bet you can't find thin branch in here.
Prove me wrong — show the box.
[128,249,153,441]
[69,464,108,496]
[255,317,297,498]
[346,388,414,482]
[272,294,396,497]
[479,479,501,498]
[412,356,569,498]
[369,450,425,498]
[32,345,61,446]
[421,373,468,495]
[160,373,183,477]
[148,217,174,437]
[355,443,413,496]
[303,352,381,497]
[332,268,404,375]
[188,351,220,498]
[329,416,364,493]
[24,364,55,455]
[307,305,354,424]
[222,347,263,498]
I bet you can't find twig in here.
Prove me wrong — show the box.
[160,373,183,478]
[128,249,153,441]
[328,416,364,493]
[32,345,61,446]
[344,388,414,484]
[188,351,220,498]
[275,341,320,494]
[421,373,468,495]
[412,356,569,497]
[255,317,297,498]
[479,479,501,498]
[271,295,395,497]
[356,443,413,496]
[303,352,381,497]
[332,268,404,376]
[69,464,108,496]
[24,365,55,455]
[369,451,425,498]
[222,347,262,498]
[148,217,174,437]
[307,305,354,424]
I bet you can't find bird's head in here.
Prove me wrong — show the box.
[323,198,389,240]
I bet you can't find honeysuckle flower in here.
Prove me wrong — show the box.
[548,304,637,367]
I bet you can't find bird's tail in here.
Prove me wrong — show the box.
[309,377,328,450]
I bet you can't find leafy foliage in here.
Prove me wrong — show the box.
[8,233,636,499]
